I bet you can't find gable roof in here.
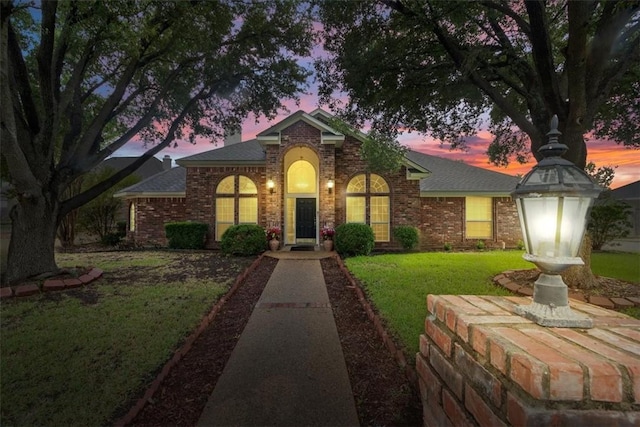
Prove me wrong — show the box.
[256,110,345,147]
[611,180,640,200]
[177,139,265,166]
[406,150,520,196]
[114,166,186,198]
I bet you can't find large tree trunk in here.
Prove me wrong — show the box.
[5,195,60,285]
[562,234,599,290]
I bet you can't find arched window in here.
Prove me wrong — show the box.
[346,173,390,242]
[215,175,258,240]
[129,202,136,232]
[287,160,316,194]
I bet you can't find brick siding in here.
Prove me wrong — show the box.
[126,120,521,249]
[418,295,640,427]
[129,197,186,246]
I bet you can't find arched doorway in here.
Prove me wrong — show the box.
[284,147,319,244]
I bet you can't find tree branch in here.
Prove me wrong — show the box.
[524,0,566,118]
[60,87,209,216]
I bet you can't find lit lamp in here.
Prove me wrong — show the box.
[327,179,334,194]
[512,115,602,328]
[267,178,275,194]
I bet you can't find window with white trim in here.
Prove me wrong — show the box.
[215,175,258,240]
[129,202,136,232]
[346,173,390,242]
[465,196,493,239]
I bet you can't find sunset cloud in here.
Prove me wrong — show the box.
[113,93,639,189]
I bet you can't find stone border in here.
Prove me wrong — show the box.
[493,270,640,310]
[333,254,420,391]
[0,268,104,299]
[114,254,265,427]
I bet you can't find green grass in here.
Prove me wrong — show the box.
[591,252,640,283]
[1,252,235,426]
[345,250,639,359]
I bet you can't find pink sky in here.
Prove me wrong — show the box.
[114,97,639,190]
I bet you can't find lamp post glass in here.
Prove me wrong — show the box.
[512,116,602,328]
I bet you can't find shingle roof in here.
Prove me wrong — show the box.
[611,180,640,200]
[97,156,163,179]
[176,139,265,164]
[405,150,520,195]
[114,166,186,197]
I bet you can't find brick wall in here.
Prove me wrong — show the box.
[129,197,186,246]
[419,197,522,250]
[334,135,423,249]
[185,166,267,248]
[418,294,640,427]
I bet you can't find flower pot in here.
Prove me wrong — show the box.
[269,239,280,251]
[323,239,333,252]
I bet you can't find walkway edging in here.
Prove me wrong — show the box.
[115,254,265,427]
[332,254,420,391]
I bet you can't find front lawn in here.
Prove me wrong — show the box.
[345,250,640,359]
[0,251,254,426]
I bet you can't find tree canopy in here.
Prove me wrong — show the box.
[0,0,314,283]
[316,0,640,169]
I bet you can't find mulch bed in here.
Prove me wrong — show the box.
[122,255,422,426]
[321,257,422,426]
[127,256,277,426]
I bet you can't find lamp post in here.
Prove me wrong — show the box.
[512,115,602,328]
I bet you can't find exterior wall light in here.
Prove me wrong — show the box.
[267,178,275,194]
[327,179,334,194]
[512,115,602,328]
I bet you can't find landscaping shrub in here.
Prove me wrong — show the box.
[165,222,209,249]
[443,242,452,251]
[334,223,375,257]
[101,232,122,246]
[220,224,265,256]
[116,221,127,237]
[476,240,485,250]
[393,226,419,251]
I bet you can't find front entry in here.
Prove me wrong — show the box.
[296,198,316,241]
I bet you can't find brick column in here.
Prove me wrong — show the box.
[417,294,640,426]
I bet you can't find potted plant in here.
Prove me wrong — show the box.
[266,226,281,251]
[321,226,335,251]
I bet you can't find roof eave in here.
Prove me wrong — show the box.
[176,160,266,167]
[114,191,186,199]
[419,191,514,198]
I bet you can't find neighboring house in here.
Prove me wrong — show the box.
[611,180,640,238]
[115,109,522,250]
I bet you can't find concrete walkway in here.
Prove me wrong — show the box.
[197,248,359,426]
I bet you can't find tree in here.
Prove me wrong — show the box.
[588,192,632,250]
[317,0,639,289]
[1,0,313,284]
[77,167,140,241]
[317,1,639,167]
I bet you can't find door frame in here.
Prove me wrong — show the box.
[295,197,317,243]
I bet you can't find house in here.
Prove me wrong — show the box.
[611,180,640,238]
[115,109,522,250]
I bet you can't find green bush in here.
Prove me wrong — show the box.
[164,222,209,249]
[335,223,375,257]
[476,240,485,250]
[443,242,452,251]
[220,224,266,256]
[100,232,122,246]
[393,226,419,251]
[116,221,127,237]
